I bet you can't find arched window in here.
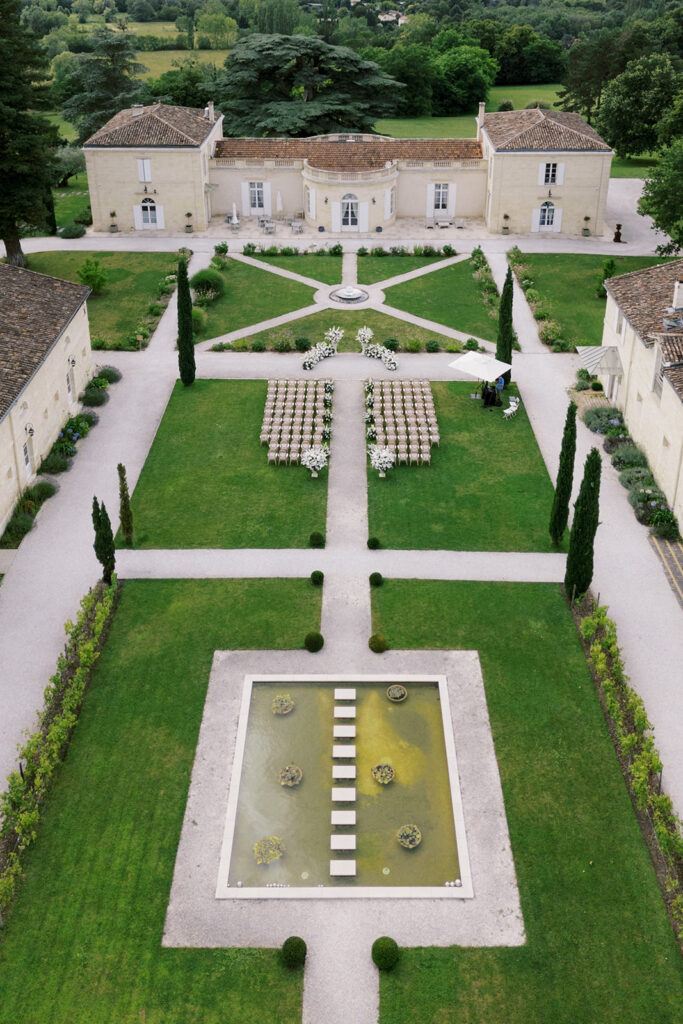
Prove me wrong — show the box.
[341,193,359,227]
[539,201,554,227]
[141,197,157,225]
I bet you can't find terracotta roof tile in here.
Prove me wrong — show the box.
[605,259,683,346]
[0,264,90,420]
[482,109,611,152]
[84,103,219,148]
[665,364,683,399]
[214,136,482,170]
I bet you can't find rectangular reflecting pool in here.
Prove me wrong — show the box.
[217,675,472,898]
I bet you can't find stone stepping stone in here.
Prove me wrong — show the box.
[330,860,356,876]
[331,810,356,826]
[334,706,356,718]
[331,787,356,801]
[333,725,356,738]
[334,688,356,700]
[330,834,356,851]
[332,744,356,758]
[332,765,356,779]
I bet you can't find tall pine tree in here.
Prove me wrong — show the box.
[92,496,116,585]
[62,29,145,145]
[549,401,577,546]
[177,259,196,386]
[564,447,601,600]
[495,265,514,386]
[0,0,57,265]
[117,463,134,546]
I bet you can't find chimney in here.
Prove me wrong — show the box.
[476,101,486,141]
[207,100,215,123]
[674,276,683,310]
[131,103,144,117]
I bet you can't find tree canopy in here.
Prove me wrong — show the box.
[597,55,682,157]
[638,139,683,255]
[214,34,402,136]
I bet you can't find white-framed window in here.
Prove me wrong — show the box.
[141,197,157,225]
[341,193,359,227]
[543,162,557,185]
[137,158,151,182]
[389,187,396,215]
[653,346,664,397]
[539,201,555,227]
[23,441,32,476]
[66,372,73,400]
[434,184,449,210]
[249,182,264,210]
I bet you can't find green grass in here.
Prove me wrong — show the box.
[242,308,455,353]
[375,84,562,139]
[384,258,497,340]
[25,250,176,347]
[372,580,683,1023]
[53,172,90,228]
[127,380,328,548]
[357,255,447,285]
[135,49,230,79]
[609,153,660,179]
[517,254,675,347]
[367,382,559,551]
[45,109,77,143]
[0,578,319,1024]
[197,259,315,340]
[124,19,181,36]
[250,253,343,285]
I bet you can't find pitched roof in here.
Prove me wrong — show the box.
[0,264,90,420]
[84,103,219,148]
[482,109,611,152]
[214,136,482,170]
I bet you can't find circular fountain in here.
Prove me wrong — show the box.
[329,285,369,304]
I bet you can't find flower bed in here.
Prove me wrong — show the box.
[371,763,395,784]
[253,836,285,864]
[279,764,303,787]
[387,684,407,702]
[396,823,422,848]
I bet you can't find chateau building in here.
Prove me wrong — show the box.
[83,102,613,237]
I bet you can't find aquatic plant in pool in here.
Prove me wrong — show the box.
[272,694,295,715]
[253,836,285,864]
[387,684,407,702]
[372,763,395,784]
[279,764,303,787]
[397,824,422,849]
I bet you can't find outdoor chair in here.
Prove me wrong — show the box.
[503,397,520,421]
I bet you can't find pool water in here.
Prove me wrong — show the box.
[226,681,460,889]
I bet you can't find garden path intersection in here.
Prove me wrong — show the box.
[0,214,682,1023]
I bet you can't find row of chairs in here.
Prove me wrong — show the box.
[262,379,332,460]
[368,379,440,459]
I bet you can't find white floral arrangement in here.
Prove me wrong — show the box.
[356,326,374,353]
[324,326,344,351]
[301,445,329,474]
[366,424,376,440]
[302,342,335,370]
[368,444,395,474]
[365,393,374,408]
[364,343,398,371]
[365,409,374,423]
[324,380,334,395]
[364,379,374,395]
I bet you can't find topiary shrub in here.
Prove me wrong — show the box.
[310,570,324,586]
[305,631,324,652]
[369,572,383,587]
[464,337,479,351]
[295,336,311,352]
[384,338,399,352]
[96,365,121,384]
[425,339,439,353]
[59,221,86,239]
[81,387,108,407]
[250,339,266,352]
[369,634,387,653]
[189,267,225,298]
[39,451,69,474]
[281,936,307,968]
[372,936,400,970]
[367,536,381,549]
[309,531,325,548]
[590,380,603,391]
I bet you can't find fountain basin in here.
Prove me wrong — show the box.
[330,285,369,304]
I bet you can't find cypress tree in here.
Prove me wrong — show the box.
[117,463,134,546]
[549,401,577,546]
[564,447,602,600]
[495,265,514,386]
[177,258,196,386]
[92,496,116,585]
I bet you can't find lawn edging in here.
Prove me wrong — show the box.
[0,578,119,916]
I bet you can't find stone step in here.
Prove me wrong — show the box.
[332,765,356,779]
[331,810,356,826]
[333,725,356,738]
[332,744,356,758]
[331,787,356,801]
[334,687,357,700]
[330,834,357,851]
[330,859,356,876]
[334,706,356,718]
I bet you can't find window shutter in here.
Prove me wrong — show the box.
[137,159,145,182]
[553,207,563,233]
[531,208,541,232]
[241,181,249,215]
[155,204,165,230]
[359,202,369,232]
[262,182,272,216]
[331,202,341,233]
[447,184,456,217]
[133,205,143,230]
[538,163,546,186]
[556,162,565,185]
[309,188,316,219]
[426,183,435,217]
[384,189,391,220]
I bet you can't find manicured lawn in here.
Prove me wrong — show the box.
[135,48,230,78]
[384,258,497,340]
[241,308,455,352]
[367,382,558,551]
[53,172,90,228]
[518,254,675,347]
[197,259,315,340]
[251,253,343,285]
[610,153,660,179]
[357,255,447,285]
[45,109,77,143]
[26,250,176,347]
[127,380,328,548]
[0,578,318,1024]
[372,581,682,1023]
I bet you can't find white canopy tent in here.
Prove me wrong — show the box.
[577,346,623,377]
[448,351,512,382]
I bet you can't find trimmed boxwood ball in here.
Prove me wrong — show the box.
[97,365,122,384]
[372,936,400,970]
[281,936,307,968]
[310,570,324,586]
[189,267,226,297]
[369,634,387,653]
[369,572,383,587]
[305,631,324,652]
[309,531,325,548]
[367,536,381,550]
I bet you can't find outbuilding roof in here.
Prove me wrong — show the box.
[482,109,611,152]
[0,264,90,420]
[213,136,482,170]
[84,103,219,148]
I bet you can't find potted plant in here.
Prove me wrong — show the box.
[185,212,193,233]
[301,444,329,478]
[502,214,510,235]
[582,216,591,237]
[109,211,118,233]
